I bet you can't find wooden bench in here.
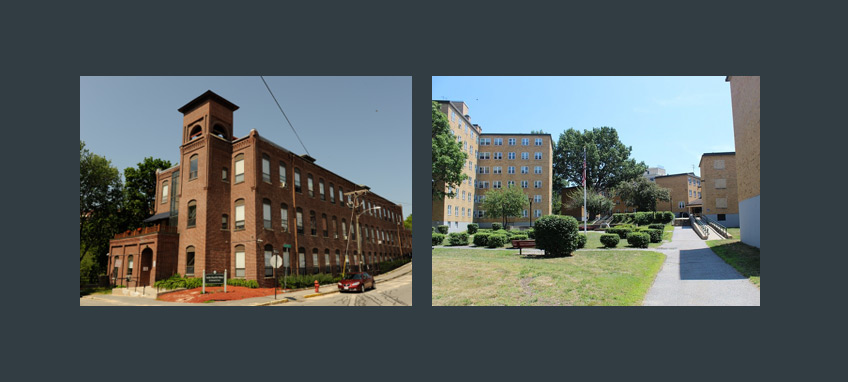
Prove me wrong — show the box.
[511,239,537,256]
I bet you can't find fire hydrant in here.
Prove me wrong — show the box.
[314,280,319,293]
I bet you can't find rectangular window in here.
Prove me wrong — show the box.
[535,138,543,146]
[235,250,245,277]
[281,207,288,232]
[714,160,725,169]
[535,152,542,160]
[522,138,529,146]
[521,166,529,174]
[507,181,515,188]
[679,201,685,209]
[715,179,727,189]
[447,205,452,216]
[189,156,198,180]
[263,201,272,229]
[494,138,503,146]
[235,204,245,230]
[508,138,516,145]
[161,183,169,204]
[523,210,528,218]
[493,166,502,174]
[222,168,228,182]
[535,166,542,174]
[716,198,728,209]
[522,152,529,160]
[479,167,489,174]
[279,163,287,186]
[222,215,228,230]
[494,152,502,160]
[235,157,244,183]
[535,181,542,188]
[265,249,273,277]
[319,181,325,200]
[535,195,542,203]
[479,152,490,160]
[522,181,528,188]
[262,156,271,183]
[535,210,542,217]
[717,214,726,221]
[480,138,491,146]
[508,152,515,160]
[308,177,314,197]
[508,166,515,174]
[493,181,502,189]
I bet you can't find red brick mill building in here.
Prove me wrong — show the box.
[107,91,412,288]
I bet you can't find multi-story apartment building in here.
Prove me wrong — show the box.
[475,133,553,228]
[432,101,553,230]
[653,172,702,217]
[432,101,481,233]
[107,91,412,288]
[727,76,760,247]
[699,152,739,227]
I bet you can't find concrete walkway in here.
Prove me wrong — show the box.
[642,226,760,306]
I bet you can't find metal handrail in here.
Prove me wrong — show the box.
[689,215,709,239]
[701,215,729,239]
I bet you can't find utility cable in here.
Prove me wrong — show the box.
[260,76,311,156]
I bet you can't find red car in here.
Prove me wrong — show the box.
[338,272,375,293]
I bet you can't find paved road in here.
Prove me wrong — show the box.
[275,272,412,307]
[643,226,760,306]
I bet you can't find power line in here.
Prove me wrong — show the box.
[260,76,310,156]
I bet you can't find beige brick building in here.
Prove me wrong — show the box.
[699,152,739,227]
[475,133,554,228]
[653,173,702,217]
[727,76,760,247]
[432,101,481,232]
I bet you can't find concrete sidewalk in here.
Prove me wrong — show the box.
[642,226,759,306]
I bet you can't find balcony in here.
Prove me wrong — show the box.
[113,224,178,239]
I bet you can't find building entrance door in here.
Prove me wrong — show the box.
[139,248,153,287]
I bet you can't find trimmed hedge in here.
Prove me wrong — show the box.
[648,224,665,230]
[467,223,479,235]
[601,234,620,248]
[634,211,653,226]
[473,232,491,247]
[436,225,449,234]
[154,274,203,290]
[492,222,503,231]
[447,232,469,246]
[534,215,579,257]
[511,234,529,241]
[607,226,632,239]
[646,229,663,243]
[280,273,342,289]
[626,232,650,248]
[576,234,587,249]
[487,234,509,248]
[227,279,260,288]
[432,233,446,246]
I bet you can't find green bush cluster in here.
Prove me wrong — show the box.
[436,225,449,234]
[154,274,203,290]
[626,232,650,248]
[645,229,663,243]
[227,279,260,288]
[575,234,587,249]
[606,226,632,239]
[467,223,479,235]
[487,234,509,248]
[634,212,653,226]
[279,273,341,289]
[648,224,665,230]
[511,234,529,241]
[377,258,411,274]
[527,228,535,239]
[473,232,490,247]
[534,215,579,257]
[491,222,503,231]
[432,233,446,246]
[600,234,620,248]
[447,232,470,246]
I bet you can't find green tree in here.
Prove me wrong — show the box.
[403,214,412,230]
[564,187,615,220]
[122,157,173,230]
[479,185,529,228]
[432,101,468,200]
[614,176,671,212]
[552,127,647,193]
[80,141,123,266]
[551,191,563,215]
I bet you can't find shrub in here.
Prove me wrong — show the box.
[447,232,469,246]
[467,223,479,235]
[607,226,632,239]
[511,234,528,241]
[436,225,449,234]
[662,211,675,224]
[575,234,587,249]
[154,274,204,290]
[431,233,446,246]
[487,234,509,248]
[600,234,620,248]
[612,213,625,223]
[377,257,411,274]
[527,228,535,239]
[646,229,663,243]
[626,232,650,248]
[280,273,341,289]
[533,215,579,257]
[634,211,653,226]
[227,279,260,288]
[473,232,491,247]
[491,222,503,231]
[648,224,665,230]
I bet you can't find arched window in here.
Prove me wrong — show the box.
[294,168,302,193]
[189,125,202,140]
[335,250,341,273]
[234,245,245,277]
[282,246,291,276]
[329,184,335,203]
[234,154,245,184]
[189,154,199,180]
[309,210,317,236]
[338,187,344,205]
[222,214,228,230]
[324,249,331,274]
[263,199,272,229]
[235,199,245,230]
[322,214,328,237]
[341,219,347,239]
[296,207,304,234]
[161,181,169,204]
[298,248,306,275]
[261,154,271,183]
[312,249,320,274]
[211,124,228,140]
[332,216,338,239]
[279,162,287,186]
[127,255,134,277]
[264,244,274,278]
[319,179,325,200]
[187,200,197,227]
[307,174,314,197]
[280,203,289,232]
[186,246,196,276]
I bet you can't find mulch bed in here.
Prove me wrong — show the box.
[158,286,287,303]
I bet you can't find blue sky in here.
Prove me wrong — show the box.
[432,76,735,177]
[80,76,412,218]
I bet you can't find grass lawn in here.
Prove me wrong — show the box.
[706,229,759,287]
[580,225,673,249]
[432,248,665,306]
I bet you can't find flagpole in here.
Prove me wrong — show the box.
[583,146,587,236]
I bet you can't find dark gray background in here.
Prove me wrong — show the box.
[8,0,840,380]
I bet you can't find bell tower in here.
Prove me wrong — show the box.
[177,90,239,144]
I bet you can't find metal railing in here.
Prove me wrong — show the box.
[689,215,709,239]
[701,214,729,239]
